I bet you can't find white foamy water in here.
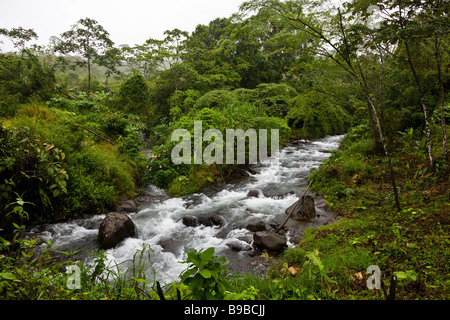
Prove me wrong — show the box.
[29,135,344,283]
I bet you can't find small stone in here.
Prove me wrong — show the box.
[247,189,260,198]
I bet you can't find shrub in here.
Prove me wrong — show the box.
[72,146,135,196]
[144,143,190,190]
[167,165,221,197]
[254,83,298,118]
[64,166,116,214]
[0,52,56,106]
[286,92,350,138]
[118,73,150,115]
[146,99,290,195]
[2,103,143,220]
[343,159,367,176]
[0,125,68,226]
[169,89,201,120]
[193,89,238,111]
[180,247,234,300]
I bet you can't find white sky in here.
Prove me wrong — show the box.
[0,0,246,52]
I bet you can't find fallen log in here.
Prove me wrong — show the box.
[84,127,116,146]
[275,180,313,233]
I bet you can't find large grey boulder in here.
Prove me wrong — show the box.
[98,213,136,249]
[253,231,287,252]
[285,195,316,221]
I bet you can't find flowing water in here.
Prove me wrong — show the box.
[27,135,344,283]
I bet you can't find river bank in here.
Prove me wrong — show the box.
[23,135,345,282]
[233,129,449,299]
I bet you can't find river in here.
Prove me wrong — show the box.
[27,134,344,284]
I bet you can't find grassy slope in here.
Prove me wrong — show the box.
[234,127,449,300]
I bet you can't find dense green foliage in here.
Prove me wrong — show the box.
[180,247,234,300]
[0,0,449,300]
[0,100,145,226]
[144,88,292,196]
[0,52,56,116]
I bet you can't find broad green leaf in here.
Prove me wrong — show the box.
[306,250,324,270]
[1,272,17,280]
[180,267,197,282]
[394,270,417,281]
[200,247,215,266]
[199,268,212,279]
[185,250,200,266]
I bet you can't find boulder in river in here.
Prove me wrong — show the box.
[198,215,224,227]
[182,214,224,228]
[285,195,316,221]
[246,220,266,232]
[226,239,252,252]
[98,213,136,249]
[158,238,178,255]
[182,216,198,227]
[247,189,261,198]
[253,231,287,252]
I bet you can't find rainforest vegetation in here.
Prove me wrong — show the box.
[0,0,448,300]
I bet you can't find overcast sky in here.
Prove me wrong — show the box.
[0,0,246,52]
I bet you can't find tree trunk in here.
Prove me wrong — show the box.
[404,41,434,169]
[87,56,91,100]
[367,98,402,211]
[435,34,448,167]
[354,54,402,211]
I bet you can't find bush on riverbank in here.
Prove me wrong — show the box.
[144,99,292,197]
[0,100,146,230]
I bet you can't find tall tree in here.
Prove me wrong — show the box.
[0,27,38,54]
[159,29,189,91]
[419,0,449,168]
[241,0,402,210]
[398,2,434,169]
[120,39,162,80]
[377,0,447,169]
[53,18,117,98]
